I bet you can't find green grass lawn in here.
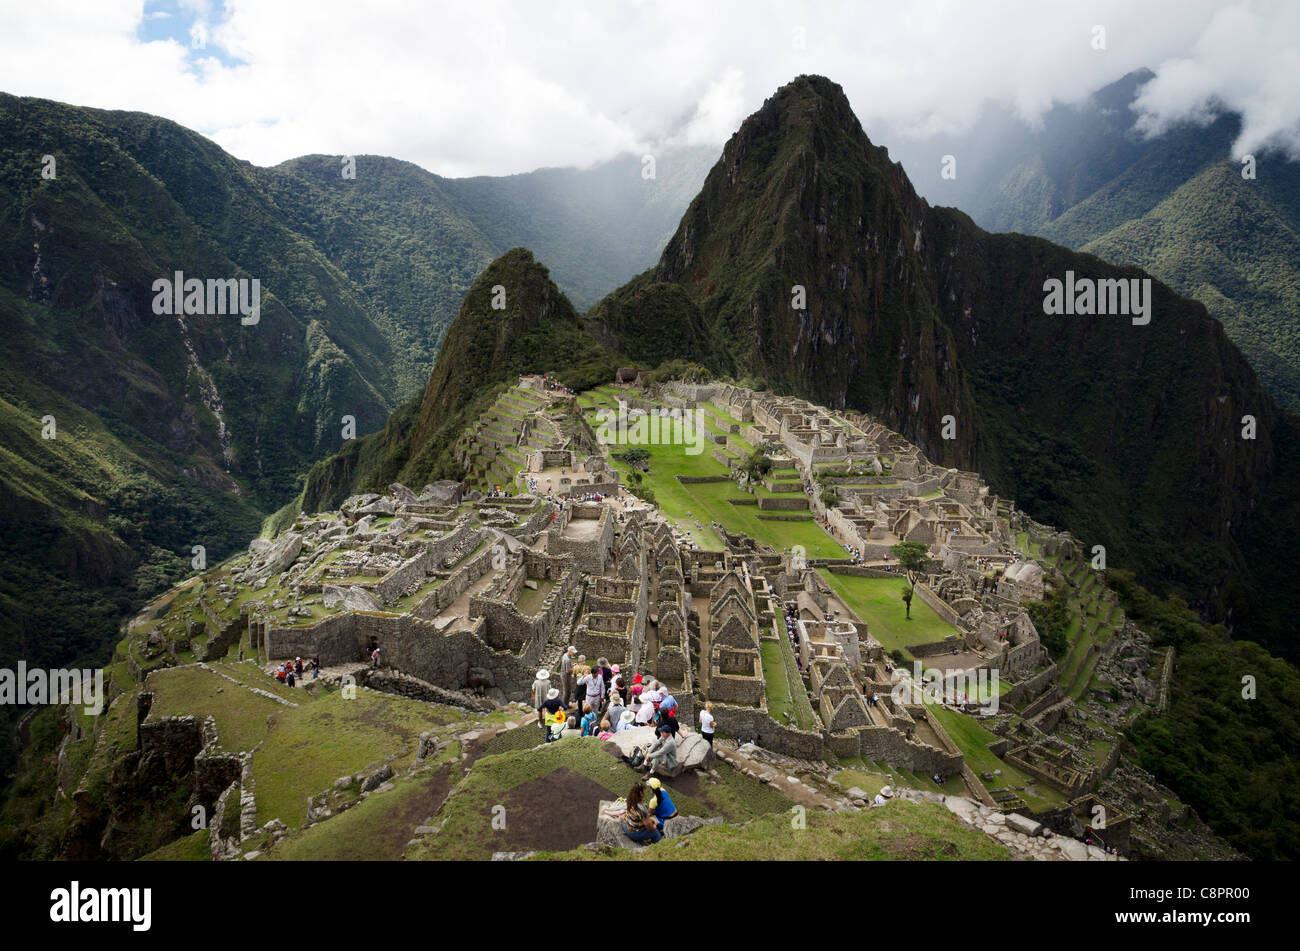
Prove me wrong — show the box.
[819,571,957,655]
[590,400,842,556]
[251,688,466,828]
[405,737,793,861]
[929,707,1065,812]
[147,665,285,752]
[760,640,794,724]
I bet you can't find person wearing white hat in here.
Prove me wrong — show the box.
[617,709,636,732]
[874,786,894,806]
[537,687,566,742]
[532,669,551,717]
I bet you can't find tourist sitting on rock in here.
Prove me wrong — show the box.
[643,726,678,775]
[597,718,614,741]
[617,709,637,732]
[644,776,678,829]
[873,786,895,806]
[537,688,566,742]
[621,782,663,845]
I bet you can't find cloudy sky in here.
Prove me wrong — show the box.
[1,0,1297,176]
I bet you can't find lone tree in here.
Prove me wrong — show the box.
[890,541,936,618]
[741,447,773,485]
[890,541,934,584]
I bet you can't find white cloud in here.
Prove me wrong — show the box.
[0,0,1295,175]
[1133,1,1300,159]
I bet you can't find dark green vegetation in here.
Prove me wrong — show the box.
[0,94,707,775]
[893,69,1300,412]
[1110,569,1300,861]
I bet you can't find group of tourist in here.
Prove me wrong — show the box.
[538,373,573,397]
[534,646,718,772]
[783,601,803,670]
[274,656,320,687]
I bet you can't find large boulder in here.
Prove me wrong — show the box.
[419,481,463,507]
[664,815,724,838]
[322,585,381,612]
[602,726,658,757]
[357,497,396,516]
[389,482,418,504]
[601,727,714,778]
[341,494,380,517]
[251,532,302,576]
[595,799,646,850]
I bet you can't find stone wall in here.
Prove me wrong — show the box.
[913,582,965,629]
[711,702,825,758]
[267,611,545,700]
[757,495,809,511]
[374,550,432,604]
[361,668,497,712]
[829,724,964,774]
[472,565,579,654]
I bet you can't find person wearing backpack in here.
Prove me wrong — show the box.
[580,703,600,737]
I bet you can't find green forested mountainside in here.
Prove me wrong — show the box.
[1110,569,1300,861]
[581,75,1287,659]
[300,248,619,514]
[891,70,1300,412]
[258,154,501,395]
[0,93,398,775]
[1068,161,1300,409]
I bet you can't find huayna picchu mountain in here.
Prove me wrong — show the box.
[308,74,1291,657]
[588,75,1284,650]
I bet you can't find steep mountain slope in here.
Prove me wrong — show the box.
[888,70,1300,411]
[300,248,618,514]
[587,75,1279,645]
[1062,161,1300,409]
